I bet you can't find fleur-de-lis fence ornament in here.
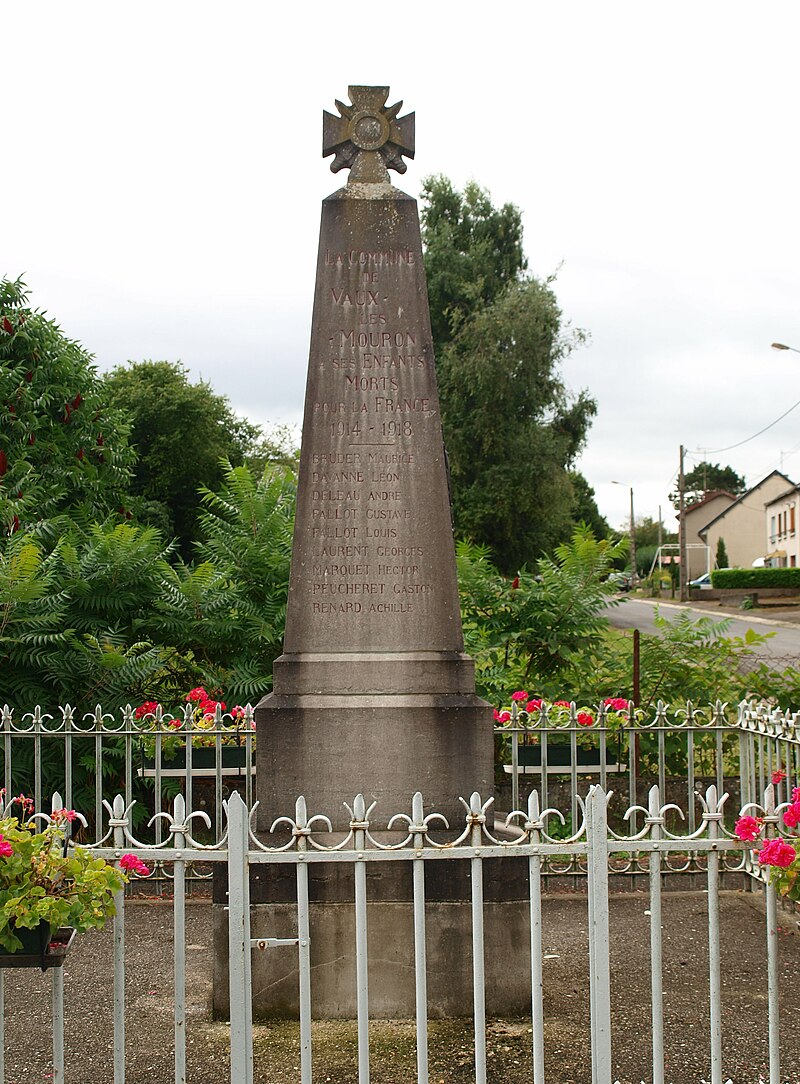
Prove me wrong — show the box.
[264,795,334,853]
[385,791,449,850]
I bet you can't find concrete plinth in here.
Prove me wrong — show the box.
[212,859,530,1020]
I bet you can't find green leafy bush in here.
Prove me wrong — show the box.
[711,568,800,588]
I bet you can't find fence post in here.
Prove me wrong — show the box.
[226,791,253,1084]
[586,785,612,1083]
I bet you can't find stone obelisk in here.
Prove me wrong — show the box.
[255,86,493,831]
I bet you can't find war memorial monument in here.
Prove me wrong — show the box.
[214,87,531,1018]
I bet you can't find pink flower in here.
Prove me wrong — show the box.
[734,816,763,842]
[231,705,246,721]
[119,853,151,876]
[200,699,226,717]
[784,802,800,829]
[553,700,571,708]
[135,701,160,720]
[493,709,511,723]
[604,697,629,712]
[51,809,77,824]
[511,691,528,702]
[772,770,787,785]
[793,787,800,804]
[526,699,542,713]
[758,838,797,869]
[577,711,594,727]
[0,835,12,858]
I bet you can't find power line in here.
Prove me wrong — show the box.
[694,394,800,455]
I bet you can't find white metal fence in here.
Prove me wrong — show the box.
[5,698,799,851]
[3,700,800,1081]
[0,780,792,1084]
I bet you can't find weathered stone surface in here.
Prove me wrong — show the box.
[255,88,492,834]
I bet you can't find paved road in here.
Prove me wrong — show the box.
[604,597,800,659]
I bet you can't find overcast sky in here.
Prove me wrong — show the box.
[5,1,800,534]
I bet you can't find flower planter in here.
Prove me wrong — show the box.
[139,745,255,777]
[0,923,76,971]
[506,742,624,774]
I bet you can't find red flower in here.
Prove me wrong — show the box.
[72,393,83,409]
[511,690,528,702]
[758,838,796,869]
[24,371,32,383]
[120,853,150,877]
[10,516,19,533]
[511,575,520,590]
[0,450,6,477]
[134,701,160,719]
[577,711,594,727]
[554,700,571,708]
[604,697,629,712]
[493,709,511,723]
[2,317,13,334]
[526,699,543,713]
[187,687,208,703]
[772,770,787,785]
[27,433,35,445]
[783,802,800,829]
[76,448,84,461]
[734,816,763,842]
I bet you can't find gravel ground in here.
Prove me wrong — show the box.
[3,890,799,1083]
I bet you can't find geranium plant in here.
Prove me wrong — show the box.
[735,786,800,899]
[134,687,255,759]
[0,796,148,953]
[493,692,630,749]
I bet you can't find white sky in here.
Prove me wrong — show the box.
[5,1,800,534]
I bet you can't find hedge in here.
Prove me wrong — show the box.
[711,567,800,588]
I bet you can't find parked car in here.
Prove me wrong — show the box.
[689,572,712,589]
[608,571,633,591]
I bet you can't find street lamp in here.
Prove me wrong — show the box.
[611,480,637,586]
[772,342,800,353]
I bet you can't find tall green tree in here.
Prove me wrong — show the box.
[102,360,261,550]
[568,472,610,540]
[670,461,746,509]
[421,179,595,572]
[421,176,527,349]
[0,278,134,534]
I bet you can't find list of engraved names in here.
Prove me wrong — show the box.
[309,246,438,619]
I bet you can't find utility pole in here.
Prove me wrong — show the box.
[629,486,637,586]
[679,444,688,601]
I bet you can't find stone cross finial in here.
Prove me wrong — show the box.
[323,86,415,185]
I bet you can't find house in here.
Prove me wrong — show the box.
[698,470,794,570]
[764,483,800,567]
[677,490,736,579]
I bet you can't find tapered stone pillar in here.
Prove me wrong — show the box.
[255,86,493,831]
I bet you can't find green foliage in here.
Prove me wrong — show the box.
[101,360,262,552]
[421,178,595,572]
[0,277,134,534]
[457,527,626,704]
[0,810,126,951]
[715,537,729,569]
[712,567,800,588]
[179,462,295,701]
[568,473,610,540]
[559,614,771,711]
[634,515,676,549]
[0,520,189,709]
[670,461,746,509]
[420,176,526,350]
[436,278,595,572]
